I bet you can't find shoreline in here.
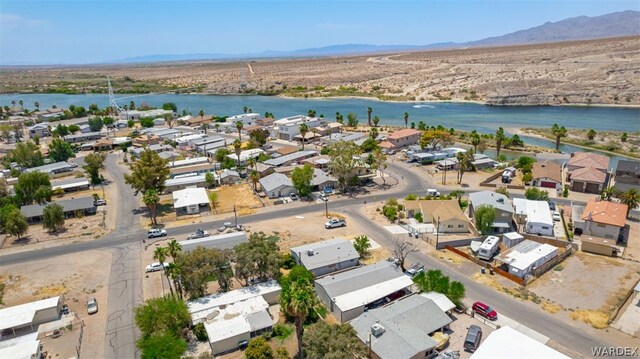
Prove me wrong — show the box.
[1,91,639,109]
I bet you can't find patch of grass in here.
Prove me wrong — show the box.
[542,301,561,314]
[272,323,294,341]
[569,310,609,329]
[553,264,564,271]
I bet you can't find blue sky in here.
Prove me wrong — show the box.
[0,0,637,65]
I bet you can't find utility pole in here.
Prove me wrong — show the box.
[325,198,329,218]
[234,205,238,227]
[435,216,440,249]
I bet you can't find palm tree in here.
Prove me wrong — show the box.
[367,107,373,127]
[34,102,40,111]
[619,189,640,218]
[587,129,597,141]
[235,121,243,143]
[335,112,341,122]
[470,131,481,153]
[602,186,620,201]
[166,239,182,260]
[243,106,248,114]
[199,109,205,120]
[372,115,380,127]
[551,123,567,151]
[404,112,409,128]
[18,100,23,109]
[153,247,174,295]
[495,127,506,158]
[299,123,309,151]
[11,100,16,107]
[165,263,183,298]
[307,109,316,118]
[247,157,257,172]
[233,139,242,166]
[280,277,316,359]
[250,170,260,191]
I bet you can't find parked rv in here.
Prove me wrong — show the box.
[477,236,500,260]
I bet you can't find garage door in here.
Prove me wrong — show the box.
[572,181,584,192]
[540,181,556,189]
[586,183,600,194]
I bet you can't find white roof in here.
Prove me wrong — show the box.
[188,280,281,324]
[499,240,557,272]
[227,148,265,162]
[471,326,570,359]
[173,187,209,208]
[175,133,206,143]
[0,338,40,359]
[479,236,500,251]
[503,232,524,240]
[165,175,207,187]
[333,276,414,312]
[51,178,90,191]
[0,296,60,331]
[168,157,209,168]
[290,238,359,271]
[514,199,553,226]
[203,296,270,344]
[420,292,456,312]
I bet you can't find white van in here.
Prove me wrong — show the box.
[427,189,441,197]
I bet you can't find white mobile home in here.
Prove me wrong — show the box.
[477,236,500,260]
[178,231,249,252]
[496,240,558,279]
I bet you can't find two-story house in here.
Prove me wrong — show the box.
[468,191,515,233]
[566,152,610,194]
[385,128,422,149]
[573,200,628,240]
[614,160,640,192]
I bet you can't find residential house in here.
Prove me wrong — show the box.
[27,123,50,139]
[572,200,628,239]
[496,240,558,278]
[435,158,458,171]
[472,153,498,169]
[78,124,91,133]
[254,162,274,178]
[614,160,640,192]
[63,132,102,144]
[219,169,240,185]
[168,157,209,168]
[350,294,453,359]
[314,261,414,322]
[255,117,275,127]
[186,115,213,128]
[92,138,114,151]
[179,232,249,252]
[120,109,173,120]
[226,113,261,126]
[35,108,65,122]
[24,161,75,176]
[132,134,162,147]
[580,236,619,257]
[173,187,210,215]
[386,129,422,148]
[20,197,96,223]
[188,281,280,355]
[175,134,207,149]
[152,118,165,127]
[302,155,331,170]
[471,326,570,359]
[263,150,317,167]
[51,177,90,192]
[259,173,296,198]
[169,164,218,179]
[532,161,563,190]
[404,199,470,234]
[164,175,208,192]
[227,149,265,166]
[275,146,299,156]
[513,198,554,236]
[468,191,515,233]
[311,169,338,191]
[270,115,322,141]
[566,152,610,193]
[290,238,360,276]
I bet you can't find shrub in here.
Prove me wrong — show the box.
[382,205,398,222]
[522,172,533,183]
[414,212,424,223]
[280,253,296,269]
[405,194,417,200]
[193,323,208,342]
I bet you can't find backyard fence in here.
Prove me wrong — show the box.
[530,245,575,278]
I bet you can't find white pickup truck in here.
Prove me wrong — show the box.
[325,218,346,229]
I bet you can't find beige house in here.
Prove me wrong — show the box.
[386,129,422,148]
[532,161,562,190]
[404,199,470,233]
[573,200,628,239]
[132,133,162,147]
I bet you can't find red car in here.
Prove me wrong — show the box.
[472,301,498,320]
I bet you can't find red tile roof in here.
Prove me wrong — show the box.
[568,152,609,171]
[581,200,628,227]
[571,167,607,183]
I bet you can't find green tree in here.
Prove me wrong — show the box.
[291,164,314,198]
[280,266,316,359]
[127,119,135,128]
[327,141,362,191]
[495,127,506,158]
[404,112,409,128]
[15,171,51,205]
[250,170,260,191]
[621,132,628,142]
[42,203,65,233]
[367,107,373,127]
[346,112,358,127]
[353,235,371,258]
[234,232,283,285]
[587,129,597,140]
[162,102,177,112]
[140,117,154,128]
[2,207,28,240]
[412,270,465,306]
[137,333,186,359]
[303,322,366,359]
[524,187,550,201]
[236,121,244,143]
[124,149,170,194]
[88,117,104,132]
[474,205,496,235]
[233,139,242,165]
[372,115,380,127]
[134,295,190,337]
[619,189,640,217]
[245,337,275,359]
[205,172,216,188]
[360,138,378,153]
[215,148,231,162]
[420,129,452,150]
[48,138,75,162]
[143,189,161,225]
[369,148,388,185]
[249,128,270,147]
[103,116,115,127]
[517,156,536,170]
[7,141,44,169]
[495,187,510,198]
[299,123,309,151]
[34,101,40,110]
[551,124,567,151]
[456,150,474,184]
[470,131,481,153]
[83,152,106,185]
[68,124,80,134]
[52,124,69,137]
[0,125,13,143]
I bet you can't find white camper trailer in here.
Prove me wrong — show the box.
[478,236,501,260]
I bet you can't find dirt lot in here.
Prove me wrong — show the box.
[3,37,638,106]
[0,250,112,358]
[528,251,640,329]
[214,183,265,214]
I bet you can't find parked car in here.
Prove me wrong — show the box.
[463,325,482,352]
[87,298,98,315]
[427,189,440,197]
[552,211,561,222]
[146,262,168,272]
[94,199,107,206]
[147,228,167,238]
[405,263,424,277]
[319,193,328,202]
[188,228,209,239]
[325,218,346,229]
[472,301,498,320]
[548,201,557,211]
[290,193,299,200]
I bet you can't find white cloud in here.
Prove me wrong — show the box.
[0,13,47,27]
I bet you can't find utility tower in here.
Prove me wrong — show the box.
[107,76,125,117]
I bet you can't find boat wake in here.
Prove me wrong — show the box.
[412,104,435,109]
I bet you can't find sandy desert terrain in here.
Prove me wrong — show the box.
[2,37,639,106]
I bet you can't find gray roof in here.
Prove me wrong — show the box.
[259,173,293,192]
[617,160,640,174]
[179,231,249,251]
[469,190,514,213]
[148,144,173,152]
[328,132,367,142]
[190,136,224,146]
[64,131,102,140]
[51,176,89,189]
[21,197,95,218]
[291,239,359,270]
[246,310,274,332]
[310,169,337,187]
[24,161,72,174]
[315,261,404,299]
[263,150,318,167]
[158,151,180,160]
[219,169,239,179]
[350,295,452,359]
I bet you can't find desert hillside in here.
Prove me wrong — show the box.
[1,36,639,106]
